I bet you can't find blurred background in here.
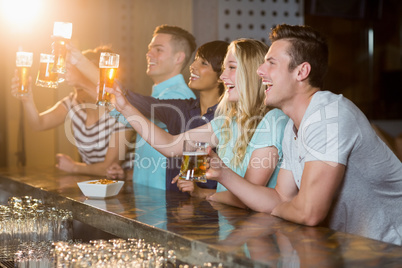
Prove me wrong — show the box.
[0,0,401,169]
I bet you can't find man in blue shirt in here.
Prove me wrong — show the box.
[109,40,229,191]
[111,25,197,190]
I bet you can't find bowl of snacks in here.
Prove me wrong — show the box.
[77,179,124,198]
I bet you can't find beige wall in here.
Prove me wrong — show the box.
[0,0,192,168]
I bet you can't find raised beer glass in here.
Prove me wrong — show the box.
[179,140,209,183]
[51,22,72,74]
[36,53,59,88]
[97,52,119,107]
[15,51,33,96]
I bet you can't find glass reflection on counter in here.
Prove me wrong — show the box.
[213,209,345,267]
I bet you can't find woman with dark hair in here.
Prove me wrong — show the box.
[107,40,229,191]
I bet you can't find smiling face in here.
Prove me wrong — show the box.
[257,39,298,109]
[146,33,179,84]
[188,55,220,92]
[219,49,239,102]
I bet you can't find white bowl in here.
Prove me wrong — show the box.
[77,180,124,198]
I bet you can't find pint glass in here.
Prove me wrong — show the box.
[51,22,72,74]
[179,140,209,183]
[36,54,58,88]
[15,52,33,96]
[97,52,119,107]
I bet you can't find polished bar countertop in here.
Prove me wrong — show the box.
[0,166,401,267]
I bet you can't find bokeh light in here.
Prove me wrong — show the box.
[1,0,42,28]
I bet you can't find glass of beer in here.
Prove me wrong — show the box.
[35,53,59,88]
[179,140,209,183]
[97,52,120,107]
[51,22,72,74]
[15,51,33,96]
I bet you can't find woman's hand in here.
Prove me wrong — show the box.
[66,42,85,66]
[172,175,199,195]
[55,154,77,173]
[172,175,215,199]
[106,162,126,180]
[206,147,230,182]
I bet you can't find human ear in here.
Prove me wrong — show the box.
[175,51,185,65]
[296,62,311,82]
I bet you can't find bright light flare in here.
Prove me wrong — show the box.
[1,0,42,26]
[108,68,115,80]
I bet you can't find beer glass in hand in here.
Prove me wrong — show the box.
[15,51,33,96]
[179,140,209,183]
[36,53,59,88]
[97,52,119,107]
[51,22,72,74]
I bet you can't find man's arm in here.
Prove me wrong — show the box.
[66,43,98,98]
[209,146,281,209]
[271,161,346,226]
[207,149,299,212]
[126,91,188,133]
[108,85,218,157]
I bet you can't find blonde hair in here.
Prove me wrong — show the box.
[215,39,270,167]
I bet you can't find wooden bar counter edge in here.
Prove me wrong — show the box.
[0,166,401,267]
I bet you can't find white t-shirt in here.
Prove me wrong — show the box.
[281,91,402,245]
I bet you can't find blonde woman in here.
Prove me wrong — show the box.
[107,39,289,209]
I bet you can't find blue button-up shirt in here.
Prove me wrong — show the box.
[134,74,195,190]
[110,74,196,190]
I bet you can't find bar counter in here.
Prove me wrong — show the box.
[0,166,402,267]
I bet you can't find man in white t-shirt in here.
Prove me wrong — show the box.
[206,24,402,245]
